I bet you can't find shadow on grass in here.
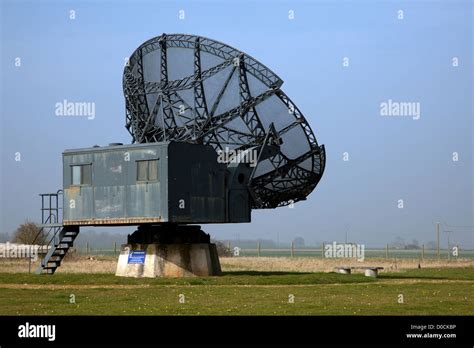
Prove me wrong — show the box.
[221,271,313,276]
[379,274,446,280]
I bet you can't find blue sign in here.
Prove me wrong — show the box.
[127,250,146,264]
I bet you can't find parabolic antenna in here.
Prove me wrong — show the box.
[123,33,325,208]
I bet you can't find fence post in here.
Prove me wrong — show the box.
[385,244,389,259]
[291,241,294,257]
[86,242,89,257]
[421,244,424,262]
[321,242,325,258]
[28,245,32,274]
[257,241,261,257]
[227,241,231,254]
[437,222,440,260]
[114,241,117,257]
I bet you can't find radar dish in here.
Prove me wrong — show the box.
[123,33,325,208]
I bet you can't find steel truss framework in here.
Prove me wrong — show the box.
[123,33,325,208]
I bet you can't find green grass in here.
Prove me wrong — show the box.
[0,268,472,315]
[379,267,474,281]
[0,271,374,286]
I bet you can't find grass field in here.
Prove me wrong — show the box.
[0,267,472,315]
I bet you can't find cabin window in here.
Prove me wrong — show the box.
[71,164,92,185]
[137,159,158,182]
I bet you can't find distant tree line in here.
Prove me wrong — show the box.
[1,221,454,251]
[75,230,127,249]
[0,221,127,249]
[0,221,47,245]
[389,236,439,250]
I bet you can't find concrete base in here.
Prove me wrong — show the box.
[336,267,351,275]
[364,269,379,277]
[115,243,221,278]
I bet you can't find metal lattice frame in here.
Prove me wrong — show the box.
[123,33,325,208]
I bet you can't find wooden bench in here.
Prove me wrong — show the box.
[335,266,384,277]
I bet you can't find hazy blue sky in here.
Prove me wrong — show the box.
[1,0,472,247]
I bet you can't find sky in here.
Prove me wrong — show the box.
[0,0,472,248]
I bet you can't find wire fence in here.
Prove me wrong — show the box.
[75,241,474,260]
[232,248,474,259]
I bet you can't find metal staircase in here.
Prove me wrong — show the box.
[36,226,79,274]
[34,190,80,275]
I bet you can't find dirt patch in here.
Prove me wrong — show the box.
[0,256,473,274]
[220,257,474,273]
[0,278,472,290]
[0,283,152,290]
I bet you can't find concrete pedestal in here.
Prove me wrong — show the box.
[115,243,221,278]
[364,268,379,277]
[336,267,351,274]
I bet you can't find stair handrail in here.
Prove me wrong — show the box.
[31,190,64,273]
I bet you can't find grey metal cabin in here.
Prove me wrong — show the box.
[62,141,250,226]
